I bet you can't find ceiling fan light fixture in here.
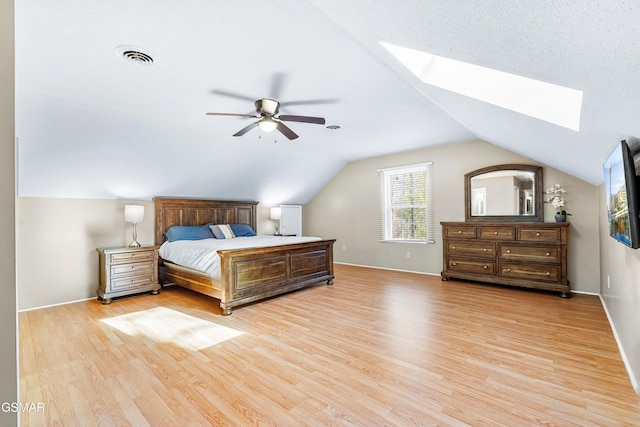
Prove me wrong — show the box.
[258,117,278,133]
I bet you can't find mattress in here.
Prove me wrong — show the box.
[159,235,322,279]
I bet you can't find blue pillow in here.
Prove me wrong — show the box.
[230,223,257,237]
[165,225,214,242]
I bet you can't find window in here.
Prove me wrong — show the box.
[379,162,434,243]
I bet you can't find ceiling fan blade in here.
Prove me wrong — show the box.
[206,112,259,118]
[269,72,286,100]
[280,98,339,107]
[278,115,326,125]
[276,122,299,140]
[210,89,256,102]
[233,122,259,137]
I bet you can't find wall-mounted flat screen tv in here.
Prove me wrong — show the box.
[603,139,640,249]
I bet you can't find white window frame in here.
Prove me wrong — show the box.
[379,162,435,244]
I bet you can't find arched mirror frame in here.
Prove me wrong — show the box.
[465,164,543,222]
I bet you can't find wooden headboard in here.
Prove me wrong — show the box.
[153,197,258,244]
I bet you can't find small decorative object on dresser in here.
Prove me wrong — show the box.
[96,245,160,304]
[441,222,570,297]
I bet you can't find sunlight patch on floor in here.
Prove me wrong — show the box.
[101,307,244,351]
[381,42,583,131]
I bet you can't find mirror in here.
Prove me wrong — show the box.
[465,164,543,222]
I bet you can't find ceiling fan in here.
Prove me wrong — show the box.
[206,98,326,140]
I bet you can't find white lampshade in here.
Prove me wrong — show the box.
[270,207,282,220]
[258,117,278,133]
[124,204,145,223]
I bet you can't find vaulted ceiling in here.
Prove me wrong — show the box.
[15,1,640,204]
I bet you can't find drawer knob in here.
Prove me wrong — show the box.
[506,249,511,253]
[452,246,456,250]
[458,230,462,234]
[131,279,136,283]
[536,232,540,237]
[452,262,457,266]
[483,248,487,252]
[546,252,550,256]
[131,266,135,270]
[546,272,550,276]
[505,268,511,272]
[483,265,488,269]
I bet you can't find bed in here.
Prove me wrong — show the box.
[154,197,335,315]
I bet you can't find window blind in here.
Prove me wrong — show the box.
[378,162,434,243]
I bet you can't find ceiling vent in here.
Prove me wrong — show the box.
[115,45,154,66]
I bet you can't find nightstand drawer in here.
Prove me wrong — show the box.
[110,251,156,263]
[111,261,155,277]
[111,274,155,291]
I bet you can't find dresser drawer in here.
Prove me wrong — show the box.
[445,225,477,239]
[110,250,156,263]
[447,241,495,259]
[478,226,515,240]
[499,262,561,283]
[111,274,156,291]
[111,261,155,277]
[517,227,561,243]
[499,244,561,263]
[447,258,495,275]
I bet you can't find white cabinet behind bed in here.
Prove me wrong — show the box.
[279,205,302,236]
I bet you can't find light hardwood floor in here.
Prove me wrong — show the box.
[19,264,640,426]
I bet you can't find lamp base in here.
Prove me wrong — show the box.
[129,240,141,248]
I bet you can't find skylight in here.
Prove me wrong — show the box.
[381,42,583,131]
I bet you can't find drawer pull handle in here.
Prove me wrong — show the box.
[483,265,488,269]
[506,249,511,254]
[546,272,550,276]
[131,266,135,270]
[494,231,498,235]
[546,252,550,256]
[131,279,136,283]
[483,248,487,252]
[452,262,457,266]
[505,268,511,272]
[536,232,540,237]
[458,230,462,234]
[452,246,456,250]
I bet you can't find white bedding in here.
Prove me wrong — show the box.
[159,235,323,279]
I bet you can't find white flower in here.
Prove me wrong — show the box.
[544,184,567,212]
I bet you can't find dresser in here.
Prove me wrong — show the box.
[96,246,160,304]
[441,222,570,297]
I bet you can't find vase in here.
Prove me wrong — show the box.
[555,213,567,223]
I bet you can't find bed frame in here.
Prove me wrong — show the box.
[154,197,335,315]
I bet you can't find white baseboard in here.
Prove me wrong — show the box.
[335,261,440,277]
[598,295,639,394]
[18,297,95,313]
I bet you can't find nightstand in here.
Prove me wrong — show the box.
[96,245,160,304]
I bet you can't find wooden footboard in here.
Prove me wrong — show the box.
[218,239,335,314]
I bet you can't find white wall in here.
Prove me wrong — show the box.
[0,0,18,424]
[305,139,601,294]
[598,184,640,392]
